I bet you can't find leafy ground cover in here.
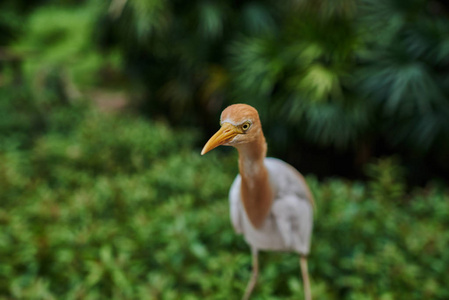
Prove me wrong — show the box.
[1,100,448,299]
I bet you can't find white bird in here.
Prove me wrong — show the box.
[201,104,314,300]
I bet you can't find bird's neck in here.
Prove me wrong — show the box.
[237,135,273,229]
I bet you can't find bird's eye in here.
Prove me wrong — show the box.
[242,122,251,131]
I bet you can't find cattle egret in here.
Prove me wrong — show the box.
[201,104,314,300]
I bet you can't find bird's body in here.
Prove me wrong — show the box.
[230,157,313,254]
[201,104,314,300]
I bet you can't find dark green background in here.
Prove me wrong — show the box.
[1,0,448,299]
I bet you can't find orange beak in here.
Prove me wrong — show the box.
[201,123,240,155]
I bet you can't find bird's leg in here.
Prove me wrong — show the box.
[242,247,259,300]
[300,255,312,300]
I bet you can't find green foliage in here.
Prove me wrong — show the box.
[365,157,406,202]
[1,0,449,179]
[313,174,449,299]
[104,0,449,179]
[0,102,239,299]
[0,2,448,296]
[1,101,448,299]
[358,0,449,154]
[10,0,122,99]
[0,88,41,150]
[225,0,449,158]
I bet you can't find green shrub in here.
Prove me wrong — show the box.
[0,104,448,299]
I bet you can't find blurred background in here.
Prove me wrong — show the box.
[1,0,448,299]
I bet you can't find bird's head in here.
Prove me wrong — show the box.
[201,104,263,155]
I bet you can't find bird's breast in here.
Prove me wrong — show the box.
[239,167,273,229]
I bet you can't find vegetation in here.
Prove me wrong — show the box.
[1,95,448,299]
[2,0,449,181]
[101,0,449,181]
[1,0,449,299]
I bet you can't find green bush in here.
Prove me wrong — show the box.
[2,0,449,180]
[1,102,448,299]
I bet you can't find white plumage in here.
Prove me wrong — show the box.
[230,157,313,254]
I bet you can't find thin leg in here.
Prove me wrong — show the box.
[242,247,258,300]
[300,255,312,300]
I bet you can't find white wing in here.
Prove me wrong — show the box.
[228,157,314,255]
[271,194,313,254]
[229,175,243,234]
[266,158,314,254]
